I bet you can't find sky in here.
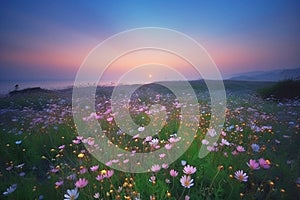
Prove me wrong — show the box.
[0,0,300,82]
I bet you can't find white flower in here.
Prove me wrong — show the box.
[3,184,17,195]
[64,188,79,200]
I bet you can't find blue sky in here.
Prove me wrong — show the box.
[0,0,299,81]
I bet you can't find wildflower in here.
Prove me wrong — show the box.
[236,146,245,152]
[90,165,99,172]
[149,138,159,147]
[202,139,209,145]
[162,163,169,169]
[181,160,187,166]
[104,170,114,178]
[55,180,64,187]
[72,139,81,144]
[77,153,84,158]
[251,144,260,152]
[165,143,172,150]
[107,117,113,122]
[159,153,166,159]
[183,165,197,175]
[79,167,88,174]
[231,150,238,156]
[151,164,161,173]
[185,195,190,200]
[180,175,194,188]
[258,158,271,169]
[247,159,260,170]
[3,184,17,195]
[170,169,178,177]
[64,188,79,200]
[234,170,248,182]
[75,178,88,188]
[96,174,104,181]
[138,126,145,132]
[67,173,76,181]
[149,175,156,183]
[221,138,230,146]
[207,128,217,137]
[144,136,152,143]
[94,192,100,199]
[58,145,65,149]
[15,140,22,145]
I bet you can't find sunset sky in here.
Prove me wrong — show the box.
[0,0,299,82]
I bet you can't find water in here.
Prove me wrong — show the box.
[0,80,75,95]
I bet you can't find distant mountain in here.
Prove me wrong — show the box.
[229,68,300,82]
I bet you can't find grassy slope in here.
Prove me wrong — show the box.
[0,80,299,199]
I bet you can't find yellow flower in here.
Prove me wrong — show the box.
[77,153,84,158]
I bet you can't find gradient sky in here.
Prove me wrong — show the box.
[0,0,300,82]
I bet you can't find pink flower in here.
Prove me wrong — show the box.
[90,165,99,172]
[162,163,169,169]
[96,174,104,181]
[180,175,194,188]
[231,150,238,156]
[165,143,172,150]
[234,170,248,182]
[79,167,88,174]
[75,178,88,188]
[55,180,64,187]
[107,117,113,122]
[183,165,197,175]
[247,159,260,170]
[149,175,156,183]
[159,153,166,159]
[72,139,81,144]
[170,169,178,177]
[236,146,245,152]
[185,195,190,200]
[151,164,161,173]
[58,145,65,150]
[104,170,114,178]
[258,158,271,169]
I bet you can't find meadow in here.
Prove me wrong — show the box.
[0,80,299,200]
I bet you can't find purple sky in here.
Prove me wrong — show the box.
[0,0,299,81]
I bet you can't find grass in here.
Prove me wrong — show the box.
[0,80,299,199]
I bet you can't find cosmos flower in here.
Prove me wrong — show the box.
[170,169,178,177]
[183,165,197,175]
[180,175,194,188]
[151,164,161,173]
[234,170,248,182]
[55,180,64,187]
[258,158,271,169]
[94,192,100,199]
[104,170,114,178]
[64,188,79,200]
[75,178,88,188]
[221,138,230,146]
[3,184,17,195]
[90,165,99,172]
[236,146,245,152]
[15,140,22,145]
[162,163,169,169]
[247,159,260,170]
[251,143,260,152]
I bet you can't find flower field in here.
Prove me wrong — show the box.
[0,81,299,199]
